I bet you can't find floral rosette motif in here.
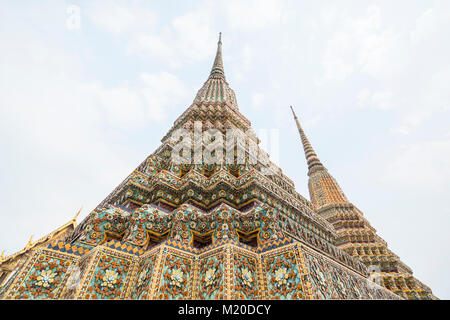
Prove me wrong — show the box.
[13,254,70,299]
[241,268,253,287]
[86,255,131,299]
[159,254,192,299]
[199,254,223,299]
[266,251,304,299]
[101,270,119,288]
[234,254,257,299]
[170,268,184,287]
[132,255,158,299]
[303,253,331,299]
[36,270,56,288]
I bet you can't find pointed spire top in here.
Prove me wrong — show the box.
[25,235,34,249]
[209,32,225,79]
[290,106,298,119]
[193,33,239,107]
[73,206,82,223]
[290,106,325,175]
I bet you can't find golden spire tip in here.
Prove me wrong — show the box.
[290,105,297,119]
[26,235,34,249]
[74,206,82,221]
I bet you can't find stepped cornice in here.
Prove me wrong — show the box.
[96,165,335,234]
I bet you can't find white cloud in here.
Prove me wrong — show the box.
[321,54,354,82]
[358,29,399,77]
[410,6,450,44]
[95,85,147,128]
[319,5,401,82]
[172,10,217,61]
[315,2,450,138]
[221,0,284,30]
[89,3,134,35]
[126,5,217,68]
[410,8,435,44]
[242,45,253,70]
[380,138,450,189]
[0,11,191,247]
[128,33,180,67]
[87,2,156,36]
[357,89,394,110]
[0,21,140,253]
[392,111,431,135]
[423,68,450,112]
[140,71,190,121]
[85,71,189,129]
[251,92,264,109]
[392,66,450,135]
[302,114,322,130]
[230,45,254,82]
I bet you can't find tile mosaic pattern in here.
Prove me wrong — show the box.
[1,35,433,300]
[3,249,77,299]
[2,239,400,300]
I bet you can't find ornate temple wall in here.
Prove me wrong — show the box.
[1,248,77,299]
[1,238,399,300]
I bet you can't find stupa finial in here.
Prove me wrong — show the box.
[290,106,325,174]
[209,32,225,79]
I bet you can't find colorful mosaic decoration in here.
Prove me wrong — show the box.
[0,34,436,300]
[3,249,77,300]
[198,251,224,300]
[157,251,194,299]
[233,251,258,299]
[131,249,159,299]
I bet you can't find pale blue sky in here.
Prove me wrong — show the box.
[0,0,449,298]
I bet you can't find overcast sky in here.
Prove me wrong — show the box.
[1,0,449,299]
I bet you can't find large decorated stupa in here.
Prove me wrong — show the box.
[0,34,436,300]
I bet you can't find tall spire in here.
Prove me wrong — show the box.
[290,106,325,174]
[291,106,348,208]
[209,32,225,79]
[193,32,239,108]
